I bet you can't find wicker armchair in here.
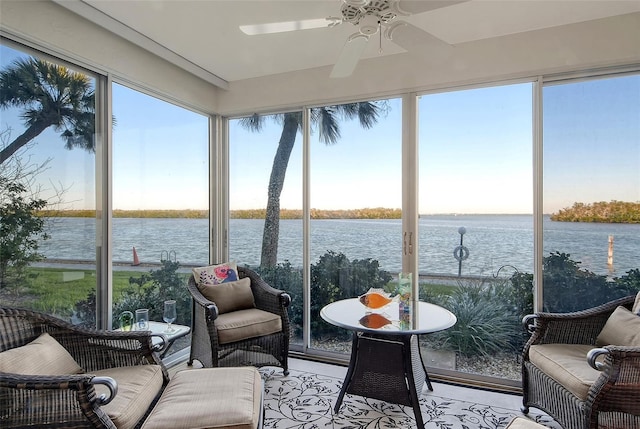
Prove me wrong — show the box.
[0,306,169,429]
[187,265,290,375]
[521,295,640,429]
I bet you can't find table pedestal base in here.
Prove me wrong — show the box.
[334,332,432,428]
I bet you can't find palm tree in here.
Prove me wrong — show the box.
[240,102,385,267]
[0,58,95,164]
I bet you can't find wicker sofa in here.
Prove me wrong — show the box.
[521,293,640,429]
[0,306,169,429]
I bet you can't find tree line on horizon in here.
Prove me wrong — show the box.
[36,207,403,219]
[550,201,640,223]
[36,201,639,223]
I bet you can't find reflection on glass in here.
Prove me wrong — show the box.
[359,313,393,329]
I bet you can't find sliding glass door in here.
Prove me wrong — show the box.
[417,84,533,382]
[111,83,209,356]
[308,98,403,354]
[0,42,99,326]
[542,73,640,312]
[228,112,304,346]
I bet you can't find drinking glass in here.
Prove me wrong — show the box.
[135,308,149,330]
[163,300,177,333]
[118,311,134,331]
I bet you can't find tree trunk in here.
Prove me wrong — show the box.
[260,114,300,267]
[0,120,51,164]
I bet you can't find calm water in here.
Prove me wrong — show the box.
[39,215,640,277]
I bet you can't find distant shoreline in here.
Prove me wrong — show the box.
[37,201,640,223]
[37,208,403,220]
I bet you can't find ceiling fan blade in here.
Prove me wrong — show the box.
[240,18,338,35]
[385,21,452,55]
[394,0,469,15]
[330,33,369,78]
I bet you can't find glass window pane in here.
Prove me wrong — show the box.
[112,83,209,357]
[0,43,98,326]
[308,98,402,354]
[418,84,533,381]
[542,74,640,312]
[228,112,304,346]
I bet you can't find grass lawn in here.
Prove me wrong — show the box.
[1,267,153,316]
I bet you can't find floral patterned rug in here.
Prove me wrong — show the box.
[260,368,560,429]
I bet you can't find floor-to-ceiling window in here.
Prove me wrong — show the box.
[111,83,209,357]
[417,83,533,382]
[542,73,640,313]
[228,112,304,346]
[0,41,99,326]
[308,97,402,354]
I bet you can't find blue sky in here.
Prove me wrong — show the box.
[1,44,639,214]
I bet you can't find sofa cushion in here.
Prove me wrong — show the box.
[596,305,640,347]
[0,332,84,375]
[141,367,262,429]
[192,261,238,285]
[216,308,282,344]
[198,277,255,314]
[529,343,600,400]
[93,365,165,429]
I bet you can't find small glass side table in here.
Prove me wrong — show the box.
[144,321,190,358]
[119,321,190,358]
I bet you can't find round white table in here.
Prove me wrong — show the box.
[321,298,456,429]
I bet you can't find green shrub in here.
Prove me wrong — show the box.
[114,260,191,329]
[75,260,191,329]
[254,261,303,338]
[254,251,392,340]
[436,280,517,358]
[310,251,392,338]
[522,252,639,313]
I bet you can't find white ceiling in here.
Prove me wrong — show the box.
[55,0,640,88]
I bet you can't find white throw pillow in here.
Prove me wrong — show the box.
[192,261,239,286]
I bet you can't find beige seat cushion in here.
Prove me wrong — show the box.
[529,343,601,400]
[216,308,282,344]
[141,367,262,429]
[93,365,165,429]
[0,332,84,375]
[505,417,548,429]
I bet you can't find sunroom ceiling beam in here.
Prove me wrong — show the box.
[51,0,230,90]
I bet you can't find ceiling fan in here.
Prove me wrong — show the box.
[240,0,465,78]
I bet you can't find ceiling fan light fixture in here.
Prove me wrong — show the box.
[359,14,380,35]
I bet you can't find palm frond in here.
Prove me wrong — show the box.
[239,114,265,132]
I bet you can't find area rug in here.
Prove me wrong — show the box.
[260,368,561,429]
